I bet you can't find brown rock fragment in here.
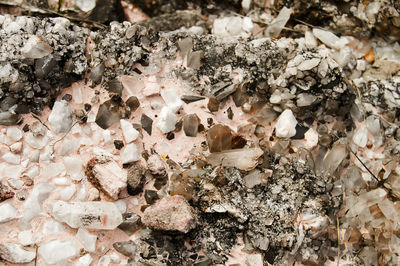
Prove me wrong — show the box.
[126,163,145,195]
[0,183,14,202]
[142,195,196,233]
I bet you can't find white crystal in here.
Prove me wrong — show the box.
[76,228,97,252]
[43,220,65,234]
[160,89,183,113]
[19,182,55,229]
[365,115,380,136]
[304,128,319,149]
[121,143,141,164]
[265,7,292,38]
[0,243,36,263]
[18,230,34,246]
[297,58,321,71]
[25,165,39,178]
[49,201,123,229]
[10,142,22,154]
[297,93,317,107]
[226,17,243,36]
[114,200,127,213]
[323,143,347,176]
[0,203,18,223]
[2,152,20,164]
[157,106,178,133]
[242,17,254,32]
[7,178,24,189]
[26,132,49,149]
[120,119,139,143]
[312,28,346,50]
[6,127,22,141]
[4,165,23,179]
[305,31,318,48]
[38,239,78,264]
[353,125,368,148]
[241,0,251,11]
[275,109,297,138]
[42,163,65,178]
[21,35,53,59]
[60,184,76,201]
[64,156,84,181]
[76,254,93,266]
[48,100,72,133]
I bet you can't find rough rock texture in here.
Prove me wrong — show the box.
[142,195,196,233]
[85,156,127,200]
[0,15,87,115]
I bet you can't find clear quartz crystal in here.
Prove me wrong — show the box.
[49,201,123,230]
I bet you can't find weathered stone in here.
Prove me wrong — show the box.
[142,195,196,233]
[85,156,127,200]
[126,163,145,195]
[0,183,15,202]
[0,243,35,263]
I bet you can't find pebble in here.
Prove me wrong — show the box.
[121,143,141,164]
[38,239,78,264]
[142,195,196,233]
[120,119,139,143]
[76,228,97,253]
[0,183,15,202]
[48,100,73,133]
[76,254,93,266]
[18,230,34,246]
[0,202,17,223]
[275,109,298,138]
[63,156,84,181]
[0,243,36,263]
[127,163,145,195]
[6,127,22,141]
[2,152,20,164]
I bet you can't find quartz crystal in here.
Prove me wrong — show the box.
[207,124,232,152]
[275,109,297,138]
[183,114,199,137]
[38,240,78,264]
[48,100,73,133]
[0,243,35,263]
[49,200,123,229]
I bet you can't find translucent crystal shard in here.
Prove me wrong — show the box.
[207,124,232,152]
[49,201,123,230]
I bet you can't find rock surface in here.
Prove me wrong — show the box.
[0,243,36,263]
[142,195,196,233]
